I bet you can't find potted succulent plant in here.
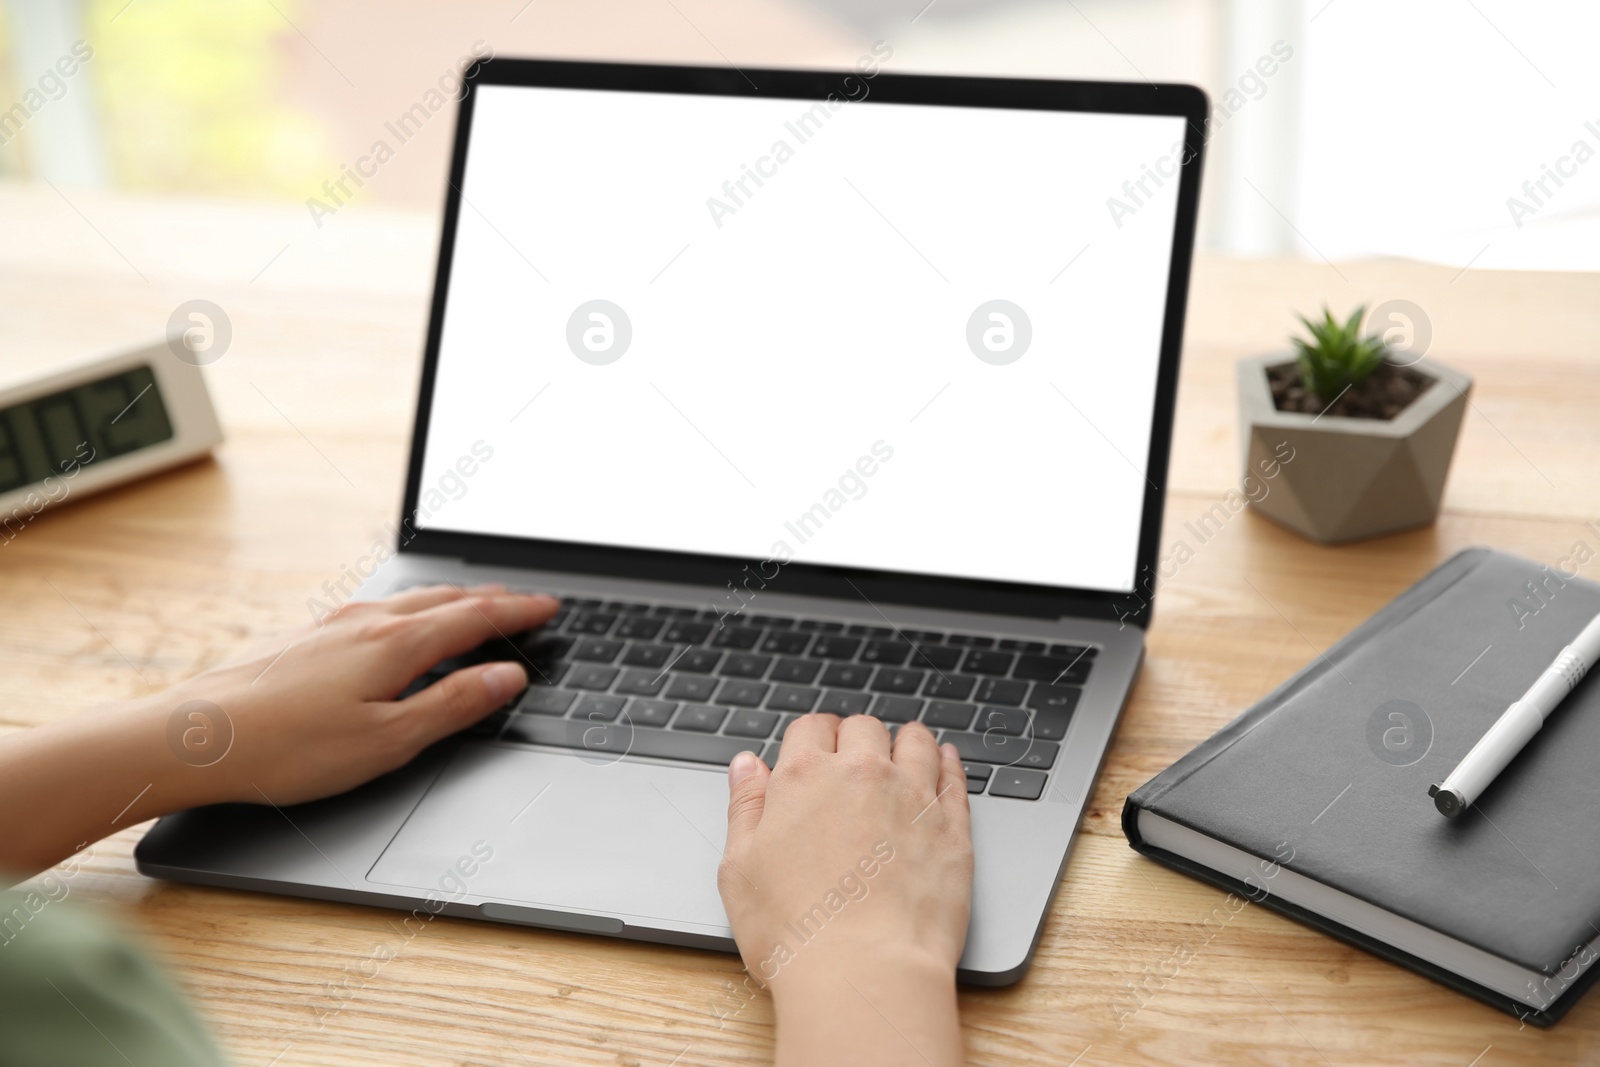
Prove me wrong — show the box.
[1238,305,1471,544]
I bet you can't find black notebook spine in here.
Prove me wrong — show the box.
[1124,806,1589,1026]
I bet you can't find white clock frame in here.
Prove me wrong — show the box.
[0,340,224,521]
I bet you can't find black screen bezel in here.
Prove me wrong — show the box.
[399,58,1207,628]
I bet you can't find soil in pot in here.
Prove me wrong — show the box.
[1268,361,1434,420]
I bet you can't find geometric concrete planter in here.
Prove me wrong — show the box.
[1237,355,1472,544]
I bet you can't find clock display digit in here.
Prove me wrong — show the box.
[35,394,90,475]
[0,366,174,494]
[0,419,24,495]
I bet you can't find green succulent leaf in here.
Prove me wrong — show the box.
[1288,303,1390,404]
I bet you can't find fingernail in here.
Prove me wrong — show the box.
[941,742,959,759]
[482,662,526,703]
[729,750,760,786]
[468,582,506,593]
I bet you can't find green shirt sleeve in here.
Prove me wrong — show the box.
[0,889,226,1067]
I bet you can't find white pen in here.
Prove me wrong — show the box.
[1431,612,1600,818]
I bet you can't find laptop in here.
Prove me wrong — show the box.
[137,58,1206,985]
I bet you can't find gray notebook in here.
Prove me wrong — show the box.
[1123,547,1600,1025]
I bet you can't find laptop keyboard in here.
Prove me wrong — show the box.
[403,595,1096,802]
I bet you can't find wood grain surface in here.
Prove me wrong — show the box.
[2,182,1598,1065]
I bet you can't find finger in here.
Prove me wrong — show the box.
[724,751,770,851]
[891,719,942,786]
[781,712,840,754]
[836,714,891,759]
[389,661,527,750]
[382,582,509,615]
[937,742,972,833]
[404,593,561,666]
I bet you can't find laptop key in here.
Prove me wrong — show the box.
[1033,705,1075,741]
[817,690,872,716]
[525,661,570,687]
[819,662,872,689]
[961,650,1015,676]
[795,620,844,633]
[566,665,619,691]
[747,615,795,629]
[869,668,925,695]
[615,616,664,639]
[571,638,624,663]
[664,675,717,702]
[846,624,894,637]
[614,670,668,697]
[503,715,760,765]
[711,627,763,650]
[922,674,976,700]
[673,704,727,732]
[944,634,995,648]
[621,643,673,668]
[1014,655,1092,685]
[571,694,626,722]
[652,605,698,618]
[719,653,772,679]
[809,636,862,660]
[861,640,912,665]
[569,612,619,635]
[725,709,780,738]
[871,696,923,723]
[517,633,574,660]
[911,645,963,672]
[767,685,820,713]
[662,621,713,644]
[1049,643,1096,659]
[975,706,1030,736]
[989,767,1048,800]
[961,761,993,781]
[923,701,977,729]
[902,629,945,643]
[605,601,651,615]
[626,698,676,727]
[998,638,1047,653]
[975,677,1028,706]
[674,648,723,673]
[769,657,821,684]
[518,688,576,716]
[945,732,1059,768]
[1026,684,1083,716]
[759,631,812,655]
[716,680,770,707]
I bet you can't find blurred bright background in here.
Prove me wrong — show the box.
[2,0,1598,271]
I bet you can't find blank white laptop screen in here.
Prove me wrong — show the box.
[418,82,1186,594]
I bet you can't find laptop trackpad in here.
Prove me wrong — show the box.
[367,743,732,931]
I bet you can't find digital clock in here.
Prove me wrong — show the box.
[0,341,223,537]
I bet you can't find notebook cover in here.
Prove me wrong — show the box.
[1122,547,1600,1025]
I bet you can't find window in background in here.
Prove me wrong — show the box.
[871,0,1599,270]
[0,0,333,196]
[3,0,1595,271]
[1298,0,1600,272]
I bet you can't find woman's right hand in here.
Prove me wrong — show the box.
[718,714,973,1067]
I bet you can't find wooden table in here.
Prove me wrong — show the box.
[4,181,1599,1066]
